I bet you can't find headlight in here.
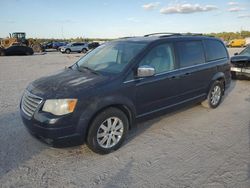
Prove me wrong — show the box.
[42,99,77,116]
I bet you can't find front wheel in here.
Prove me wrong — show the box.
[87,108,129,154]
[202,80,224,109]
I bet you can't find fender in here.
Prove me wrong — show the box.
[207,72,226,94]
[76,95,136,140]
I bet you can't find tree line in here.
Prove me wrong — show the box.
[206,30,250,41]
[31,30,250,43]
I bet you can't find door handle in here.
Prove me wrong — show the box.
[170,72,191,79]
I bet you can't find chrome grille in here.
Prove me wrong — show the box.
[21,91,43,117]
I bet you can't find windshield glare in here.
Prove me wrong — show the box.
[76,41,146,74]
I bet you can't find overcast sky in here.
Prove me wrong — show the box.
[0,0,250,38]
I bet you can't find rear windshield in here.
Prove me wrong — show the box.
[204,40,228,61]
[76,41,146,74]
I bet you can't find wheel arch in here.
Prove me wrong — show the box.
[77,97,136,142]
[208,72,226,95]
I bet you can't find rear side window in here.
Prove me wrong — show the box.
[204,40,228,61]
[176,41,205,68]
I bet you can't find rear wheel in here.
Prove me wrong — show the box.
[202,80,223,109]
[81,48,87,53]
[65,49,71,54]
[87,108,129,154]
[32,44,42,53]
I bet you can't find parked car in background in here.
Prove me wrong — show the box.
[231,46,250,79]
[60,42,89,54]
[42,42,53,49]
[227,39,246,47]
[0,45,33,56]
[42,41,68,50]
[20,33,231,154]
[53,42,68,50]
[88,42,100,50]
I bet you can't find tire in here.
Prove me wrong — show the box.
[81,48,87,53]
[87,107,129,154]
[65,49,71,54]
[0,50,5,56]
[202,80,224,109]
[32,44,42,53]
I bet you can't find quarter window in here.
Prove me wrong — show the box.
[139,43,175,74]
[204,40,228,61]
[176,41,205,68]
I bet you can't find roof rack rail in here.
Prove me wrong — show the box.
[144,33,181,37]
[119,36,136,39]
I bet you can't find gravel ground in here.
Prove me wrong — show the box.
[0,48,249,188]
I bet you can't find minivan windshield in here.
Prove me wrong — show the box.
[75,41,146,74]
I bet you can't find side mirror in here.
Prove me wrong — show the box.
[137,65,155,77]
[234,53,238,56]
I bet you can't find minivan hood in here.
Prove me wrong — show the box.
[27,68,111,99]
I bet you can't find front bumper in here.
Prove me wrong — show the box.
[231,67,250,74]
[20,108,82,142]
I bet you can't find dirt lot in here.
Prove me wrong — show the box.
[0,48,249,188]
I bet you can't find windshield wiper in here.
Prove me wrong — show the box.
[74,63,82,72]
[81,66,100,75]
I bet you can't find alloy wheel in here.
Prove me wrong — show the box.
[210,85,222,106]
[97,117,124,148]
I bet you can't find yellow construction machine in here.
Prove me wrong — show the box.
[0,32,42,52]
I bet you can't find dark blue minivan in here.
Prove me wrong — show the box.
[20,33,231,154]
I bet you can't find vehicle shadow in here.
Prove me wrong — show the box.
[125,81,237,147]
[221,79,236,102]
[124,103,196,147]
[0,111,47,178]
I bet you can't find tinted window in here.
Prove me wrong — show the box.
[204,40,228,61]
[139,43,175,74]
[176,41,205,68]
[73,43,81,46]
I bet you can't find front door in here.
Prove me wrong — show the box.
[135,43,183,116]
